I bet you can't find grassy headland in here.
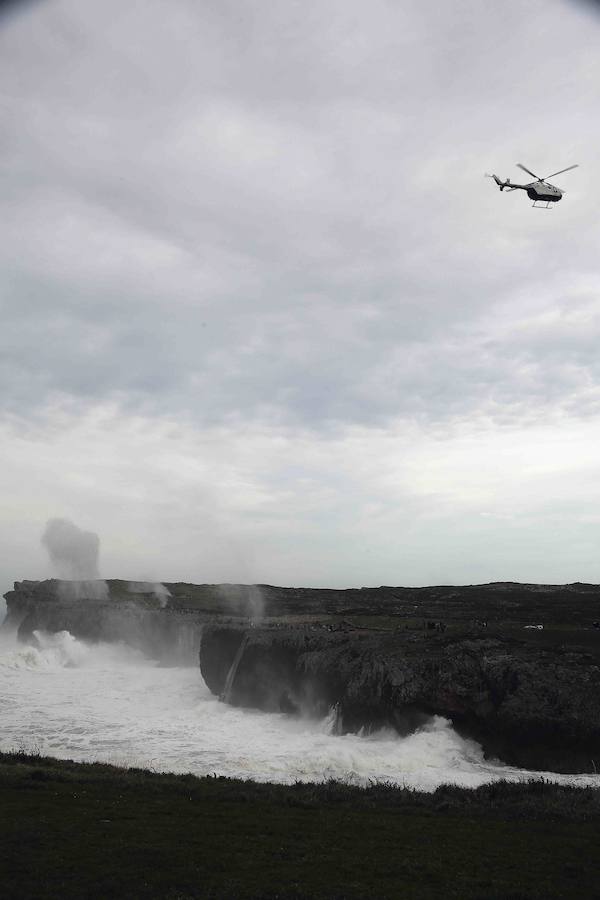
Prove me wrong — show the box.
[1,751,599,899]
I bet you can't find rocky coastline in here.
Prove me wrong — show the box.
[4,577,600,772]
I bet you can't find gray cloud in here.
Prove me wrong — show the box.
[2,0,600,592]
[1,0,599,434]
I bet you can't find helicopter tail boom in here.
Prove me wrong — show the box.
[488,174,526,192]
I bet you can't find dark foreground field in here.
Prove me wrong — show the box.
[1,753,600,899]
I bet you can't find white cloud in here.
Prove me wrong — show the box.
[1,0,600,588]
[2,403,600,594]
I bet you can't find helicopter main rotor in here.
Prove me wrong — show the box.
[517,162,578,184]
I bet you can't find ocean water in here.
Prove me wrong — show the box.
[1,628,599,791]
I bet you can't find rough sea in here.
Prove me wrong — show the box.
[2,627,599,791]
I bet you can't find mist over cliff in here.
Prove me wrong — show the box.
[3,576,600,791]
[4,576,600,775]
[40,518,108,601]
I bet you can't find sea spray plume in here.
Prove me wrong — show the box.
[218,584,265,622]
[221,634,250,702]
[215,586,263,704]
[42,518,100,579]
[41,518,108,600]
[247,585,264,622]
[127,581,171,608]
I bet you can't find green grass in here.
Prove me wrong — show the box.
[1,752,600,898]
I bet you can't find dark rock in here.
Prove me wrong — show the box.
[200,623,600,773]
[3,580,205,664]
[5,577,600,771]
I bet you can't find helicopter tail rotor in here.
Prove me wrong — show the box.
[485,173,507,191]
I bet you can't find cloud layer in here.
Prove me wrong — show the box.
[1,0,600,590]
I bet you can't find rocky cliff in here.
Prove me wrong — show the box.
[200,622,600,773]
[3,580,206,664]
[4,577,600,771]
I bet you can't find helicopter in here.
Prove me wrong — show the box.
[486,163,578,208]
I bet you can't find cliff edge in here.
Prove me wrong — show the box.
[4,577,600,771]
[200,620,600,773]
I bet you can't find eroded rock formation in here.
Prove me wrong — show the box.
[4,577,600,771]
[200,623,600,773]
[3,579,205,664]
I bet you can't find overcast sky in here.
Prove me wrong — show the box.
[2,0,600,593]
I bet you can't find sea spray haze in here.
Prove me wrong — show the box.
[41,518,108,600]
[2,627,600,790]
[43,518,172,607]
[127,581,171,608]
[218,583,265,621]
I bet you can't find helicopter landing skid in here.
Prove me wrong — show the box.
[532,200,554,209]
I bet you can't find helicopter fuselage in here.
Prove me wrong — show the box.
[525,181,562,203]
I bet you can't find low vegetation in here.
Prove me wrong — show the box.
[1,751,599,898]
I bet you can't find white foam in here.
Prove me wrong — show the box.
[0,630,599,791]
[0,630,149,671]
